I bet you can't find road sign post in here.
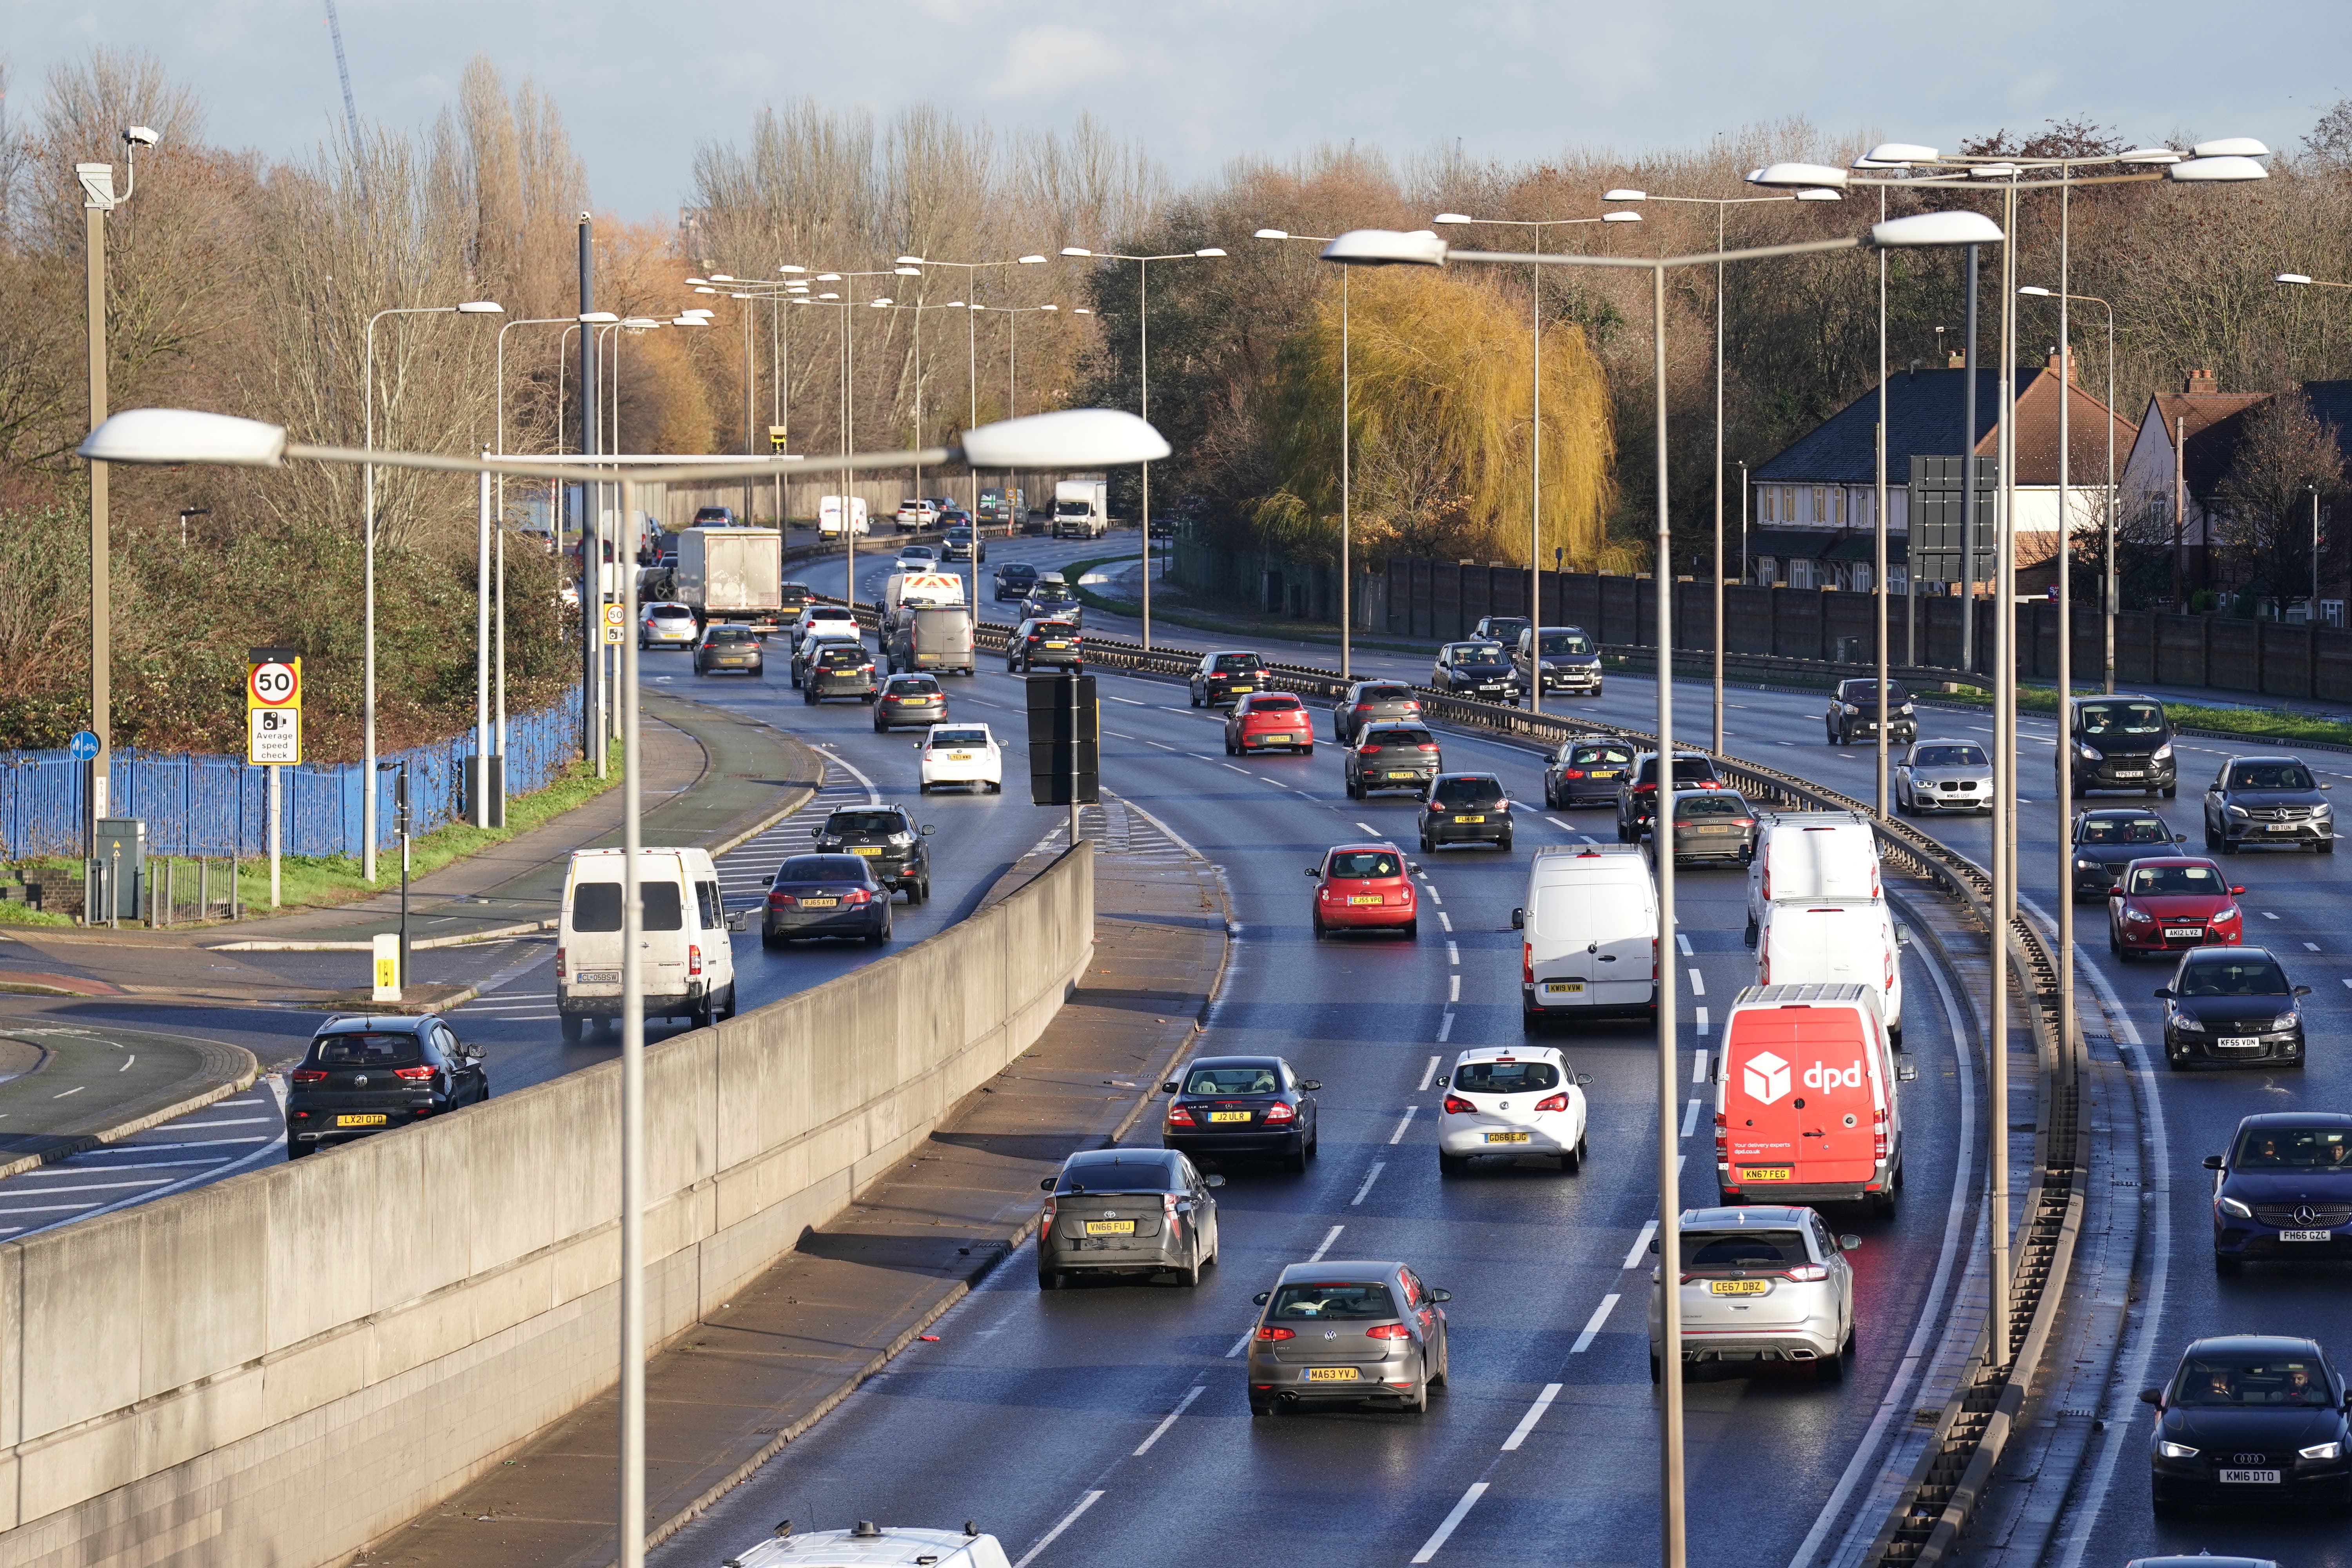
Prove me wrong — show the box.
[247,647,301,909]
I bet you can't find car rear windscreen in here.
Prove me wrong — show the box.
[1452,1060,1561,1093]
[1360,685,1412,701]
[1571,743,1634,765]
[1247,695,1303,711]
[816,647,864,666]
[1054,1156,1179,1194]
[827,811,905,835]
[1184,1065,1280,1095]
[931,728,989,747]
[1683,1231,1809,1270]
[2233,1125,2352,1169]
[891,678,942,694]
[1267,1282,1398,1320]
[314,1032,423,1067]
[777,855,870,882]
[1677,794,1747,818]
[707,626,757,644]
[572,882,624,931]
[1432,777,1505,808]
[650,605,693,620]
[1212,654,1261,672]
[1367,728,1435,748]
[1327,851,1400,878]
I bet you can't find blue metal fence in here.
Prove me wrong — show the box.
[0,688,584,861]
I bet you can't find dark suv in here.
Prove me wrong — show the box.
[803,641,880,704]
[1825,678,1916,746]
[1189,651,1266,708]
[1420,772,1513,852]
[284,1014,489,1159]
[2065,695,2176,797]
[1008,617,1083,672]
[812,804,936,902]
[1332,680,1421,744]
[1513,626,1603,697]
[1430,641,1518,700]
[1545,738,1637,808]
[1346,723,1442,799]
[1022,581,1083,624]
[1616,751,1724,841]
[2203,754,2335,854]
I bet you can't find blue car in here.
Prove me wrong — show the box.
[2205,1112,2352,1272]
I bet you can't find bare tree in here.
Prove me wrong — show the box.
[2214,390,2348,608]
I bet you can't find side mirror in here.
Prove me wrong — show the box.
[1160,1080,1179,1094]
[1576,1073,1593,1086]
[1306,867,1322,878]
[1838,1234,1862,1252]
[1039,1176,1058,1191]
[921,824,936,836]
[2107,887,2125,900]
[2139,1387,2164,1406]
[1647,1238,1661,1255]
[2230,885,2245,895]
[1205,1174,1226,1188]
[2153,987,2174,1000]
[1511,908,1525,929]
[1299,1080,1322,1093]
[1428,1288,1452,1304]
[2174,833,2189,843]
[761,874,776,887]
[2296,985,2314,998]
[2202,1154,2226,1171]
[1252,1292,1270,1307]
[1896,1061,1918,1083]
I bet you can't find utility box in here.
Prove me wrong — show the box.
[89,816,145,923]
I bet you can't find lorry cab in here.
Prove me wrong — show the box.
[1512,845,1658,1028]
[1713,983,1910,1215]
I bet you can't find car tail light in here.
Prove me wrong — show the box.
[392,1065,435,1081]
[1562,768,1585,779]
[1524,942,1534,984]
[1731,818,1754,828]
[1874,1107,1889,1161]
[1164,1192,1181,1221]
[1443,1094,1475,1114]
[1256,1325,1295,1341]
[1782,1264,1829,1281]
[1041,1194,1058,1223]
[1361,745,1381,755]
[1534,1092,1570,1112]
[1418,744,1437,753]
[1166,1104,1196,1127]
[842,888,873,904]
[1651,938,1660,980]
[555,945,567,982]
[1758,932,1769,984]
[1366,1323,1412,1340]
[1354,702,1374,713]
[688,944,703,977]
[1264,1102,1297,1124]
[292,1068,327,1084]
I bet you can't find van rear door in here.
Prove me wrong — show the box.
[1720,1005,1879,1195]
[1530,867,1653,1007]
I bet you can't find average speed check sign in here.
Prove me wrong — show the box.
[247,655,301,765]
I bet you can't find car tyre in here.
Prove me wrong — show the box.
[1561,1138,1581,1174]
[2322,838,2337,855]
[1438,1150,1467,1178]
[1401,918,1417,939]
[1522,1009,1543,1035]
[867,924,890,946]
[1312,911,1327,940]
[1284,1140,1308,1174]
[1301,743,1313,756]
[286,1137,309,1160]
[1500,831,1514,853]
[561,1013,586,1043]
[1249,1397,1274,1417]
[1649,1352,1662,1386]
[1225,737,1238,756]
[2150,1482,2183,1518]
[1037,1266,1062,1291]
[2108,926,2122,956]
[762,929,784,950]
[1817,1333,1852,1383]
[2214,1251,2242,1275]
[1404,1379,1429,1415]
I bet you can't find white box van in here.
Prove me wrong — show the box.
[1745,812,1881,944]
[556,847,737,1039]
[729,1522,1009,1568]
[1713,983,1911,1215]
[1755,900,1904,1035]
[1511,845,1657,1029]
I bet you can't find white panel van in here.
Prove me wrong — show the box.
[556,847,737,1039]
[1745,813,1881,944]
[1512,845,1658,1029]
[1754,899,1905,1035]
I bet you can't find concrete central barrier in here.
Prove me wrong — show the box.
[0,845,1093,1568]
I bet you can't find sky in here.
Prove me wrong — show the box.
[4,0,2349,218]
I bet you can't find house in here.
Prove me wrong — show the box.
[1748,357,2132,594]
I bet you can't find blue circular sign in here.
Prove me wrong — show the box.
[68,731,100,761]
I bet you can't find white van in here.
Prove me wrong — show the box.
[818,495,870,537]
[1745,812,1881,944]
[1712,982,1911,1215]
[556,847,737,1039]
[1754,899,1904,1035]
[1512,845,1658,1029]
[728,1522,1009,1568]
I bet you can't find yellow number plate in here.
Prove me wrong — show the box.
[1044,641,1069,648]
[1208,1110,1252,1123]
[336,1114,388,1128]
[1741,1166,1793,1181]
[1230,685,1255,693]
[1084,1220,1136,1236]
[1455,815,1485,823]
[799,898,838,907]
[1306,1367,1359,1381]
[949,751,973,760]
[1347,895,1383,905]
[849,846,882,856]
[1543,982,1585,995]
[1483,1131,1530,1144]
[1709,1279,1771,1296]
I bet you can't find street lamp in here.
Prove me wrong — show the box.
[1059,243,1228,649]
[897,252,1051,528]
[2020,284,2118,691]
[959,301,1062,443]
[82,400,1167,1568]
[1256,227,1361,675]
[1324,211,1997,1568]
[1432,209,1640,713]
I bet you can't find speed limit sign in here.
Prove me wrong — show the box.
[248,659,301,710]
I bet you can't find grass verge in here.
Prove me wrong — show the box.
[1927,685,2352,747]
[1060,553,1437,656]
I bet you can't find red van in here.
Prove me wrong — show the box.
[1713,983,1910,1217]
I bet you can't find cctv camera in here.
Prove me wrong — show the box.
[123,127,159,147]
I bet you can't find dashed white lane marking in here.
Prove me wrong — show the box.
[51,1087,82,1099]
[1676,933,1693,955]
[1411,1482,1489,1564]
[1580,835,1599,845]
[1623,1220,1658,1269]
[1350,1161,1386,1206]
[1695,1006,1710,1036]
[1307,1223,1346,1263]
[1438,912,1453,932]
[1130,1385,1204,1457]
[1446,941,1460,965]
[1687,968,1705,996]
[1013,1491,1105,1568]
[1448,974,1461,1003]
[1681,1098,1702,1138]
[1221,763,1249,775]
[1390,1106,1419,1145]
[1501,1382,1564,1452]
[1146,740,1177,751]
[1436,1012,1454,1043]
[1546,815,1572,830]
[1105,694,1148,705]
[1420,1055,1442,1091]
[1691,1049,1708,1083]
[1106,730,1134,740]
[1356,820,1378,834]
[1225,1329,1254,1358]
[116,1055,135,1073]
[1426,887,1443,905]
[2308,942,2323,952]
[1571,1293,1621,1353]
[2264,911,2280,920]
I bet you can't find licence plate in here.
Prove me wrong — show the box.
[1455,815,1485,824]
[949,752,973,761]
[1741,1167,1793,1181]
[2270,823,2300,833]
[799,898,838,907]
[1590,770,1621,779]
[719,656,746,664]
[2112,768,2144,777]
[576,970,620,984]
[1044,641,1069,649]
[1709,1279,1770,1296]
[2281,1229,2333,1243]
[2220,1469,2281,1485]
[1347,895,1383,905]
[1208,1110,1253,1123]
[1085,1220,1136,1236]
[1387,770,1417,779]
[2164,927,2203,938]
[1543,982,1584,995]
[850,846,882,856]
[1698,825,1731,834]
[1484,1131,1530,1144]
[336,1114,388,1127]
[2218,1036,2259,1049]
[1306,1367,1359,1382]
[1229,686,1255,694]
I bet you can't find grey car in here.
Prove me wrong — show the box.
[2203,754,2336,854]
[1036,1147,1223,1290]
[1664,789,1758,866]
[1345,722,1441,799]
[1648,1206,1858,1383]
[1333,680,1422,744]
[1513,625,1603,697]
[1893,739,1993,816]
[1246,1259,1451,1415]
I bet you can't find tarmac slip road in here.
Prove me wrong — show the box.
[654,674,1981,1568]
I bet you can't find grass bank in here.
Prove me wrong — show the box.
[1929,685,2352,748]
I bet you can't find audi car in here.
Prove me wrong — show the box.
[1307,842,1419,938]
[2156,947,2311,1071]
[1345,722,1442,799]
[1225,691,1314,755]
[2071,807,2184,898]
[2143,1336,2352,1512]
[2206,1113,2352,1272]
[1544,738,1637,809]
[1035,1148,1223,1290]
[284,1014,489,1158]
[760,853,891,946]
[1160,1054,1321,1170]
[1246,1260,1450,1415]
[2108,858,2243,959]
[2203,754,2335,855]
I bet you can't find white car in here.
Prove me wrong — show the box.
[895,544,939,572]
[1648,1205,1858,1383]
[1436,1044,1589,1174]
[895,499,940,530]
[918,722,1003,794]
[639,601,698,648]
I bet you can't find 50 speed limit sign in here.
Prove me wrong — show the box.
[246,653,302,765]
[248,659,301,710]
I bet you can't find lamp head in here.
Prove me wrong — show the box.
[578,310,620,323]
[2169,156,2269,182]
[1432,212,1476,225]
[1870,210,2005,249]
[2278,273,2314,285]
[869,298,892,307]
[778,265,808,274]
[895,254,925,265]
[893,266,923,276]
[1750,162,1849,189]
[2018,285,2053,296]
[1602,210,1642,222]
[1969,163,2020,179]
[2117,147,2181,165]
[81,408,289,468]
[2192,137,2270,158]
[1040,304,1058,312]
[1254,228,1290,240]
[456,300,504,314]
[1796,187,1842,201]
[1060,247,1092,257]
[1320,228,1448,267]
[1073,307,1092,315]
[1864,143,1939,165]
[1018,254,1048,264]
[710,274,735,283]
[816,273,842,281]
[954,409,1169,470]
[693,286,717,294]
[1194,247,1226,258]
[1602,189,1644,202]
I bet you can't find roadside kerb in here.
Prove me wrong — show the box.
[0,1036,259,1183]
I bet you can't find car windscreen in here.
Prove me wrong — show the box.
[2176,958,2289,997]
[1212,654,1262,673]
[1683,1231,1809,1270]
[930,728,989,747]
[1245,695,1303,712]
[1054,1157,1178,1194]
[826,811,906,836]
[1676,794,1748,818]
[1432,777,1506,808]
[1841,681,1911,703]
[2171,1353,2334,1406]
[1451,646,1508,667]
[2127,864,2226,896]
[1913,744,1987,768]
[571,882,624,931]
[777,585,812,607]
[313,1032,423,1067]
[1539,632,1594,656]
[1451,1060,1561,1093]
[1185,1064,1281,1095]
[2234,1125,2352,1169]
[1267,1282,1398,1321]
[2229,762,2316,791]
[706,626,758,644]
[1365,728,1435,748]
[777,855,870,882]
[2078,700,2166,736]
[1327,851,1401,879]
[2079,815,2170,845]
[1000,565,1036,580]
[888,677,941,695]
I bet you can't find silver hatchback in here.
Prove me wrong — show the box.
[1648,1206,1858,1383]
[1247,1260,1451,1415]
[1894,738,1993,816]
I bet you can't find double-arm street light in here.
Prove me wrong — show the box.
[2020,285,2118,691]
[1323,207,2002,1568]
[1060,243,1228,649]
[1254,227,1363,675]
[81,400,1169,1568]
[897,252,1051,523]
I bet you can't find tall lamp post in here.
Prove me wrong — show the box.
[896,252,1051,528]
[84,401,1169,1568]
[1323,209,2002,1568]
[1059,244,1227,650]
[1431,208,1641,714]
[1253,228,1361,674]
[2277,273,2352,624]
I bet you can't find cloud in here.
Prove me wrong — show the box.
[985,24,1133,102]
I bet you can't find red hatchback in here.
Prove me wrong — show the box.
[2108,857,2245,959]
[1227,692,1315,755]
[1308,843,1420,938]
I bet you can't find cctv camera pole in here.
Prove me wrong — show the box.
[78,162,116,853]
[1648,263,1687,1568]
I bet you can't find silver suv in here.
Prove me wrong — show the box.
[1647,1206,1858,1383]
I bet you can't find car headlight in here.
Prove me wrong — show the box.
[2303,1441,2343,1460]
[2219,1194,2254,1218]
[2125,908,2152,924]
[1842,703,1859,714]
[1538,661,1555,671]
[2215,904,2238,922]
[2317,804,2334,818]
[2159,1441,2200,1459]
[2227,804,2250,817]
[2273,1011,2301,1032]
[2152,742,2174,762]
[2171,1012,2205,1032]
[2076,857,2100,871]
[2078,742,2103,761]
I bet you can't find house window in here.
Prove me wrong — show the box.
[1754,555,1777,585]
[1829,488,1846,527]
[1789,557,1817,590]
[1760,486,1777,523]
[1811,486,1826,524]
[1852,563,1872,593]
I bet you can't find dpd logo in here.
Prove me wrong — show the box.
[1803,1060,1865,1090]
[1743,1051,1790,1105]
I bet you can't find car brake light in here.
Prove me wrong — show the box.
[1562,768,1585,779]
[688,944,703,977]
[769,891,794,906]
[1524,942,1534,984]
[1534,1092,1570,1112]
[1651,937,1660,980]
[1443,1094,1476,1114]
[555,945,567,981]
[842,888,873,904]
[1731,818,1754,828]
[1419,744,1437,753]
[1366,1323,1412,1340]
[1167,1104,1196,1127]
[391,1065,435,1081]
[1361,745,1381,755]
[1354,703,1373,712]
[1263,1102,1297,1123]
[1874,1107,1890,1160]
[1257,1325,1295,1341]
[291,1068,327,1083]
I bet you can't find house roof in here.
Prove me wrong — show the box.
[2140,390,2272,496]
[1755,365,2132,487]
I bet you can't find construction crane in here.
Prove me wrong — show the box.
[323,0,366,191]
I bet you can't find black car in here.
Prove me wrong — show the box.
[1617,752,1723,840]
[993,562,1039,602]
[1021,581,1083,624]
[1189,650,1267,708]
[1346,722,1442,799]
[2071,808,2184,898]
[940,526,985,563]
[1420,772,1513,852]
[761,853,893,946]
[284,1013,488,1159]
[1430,641,1518,700]
[1035,1148,1224,1290]
[1545,738,1637,808]
[777,581,815,619]
[2066,694,2177,797]
[1147,517,1177,540]
[802,641,879,704]
[693,623,765,677]
[812,805,935,902]
[1332,679,1421,744]
[1007,617,1083,672]
[2206,1113,2352,1272]
[1664,788,1759,866]
[873,673,947,731]
[2156,947,2311,1071]
[1824,678,1917,745]
[1160,1054,1321,1171]
[2143,1336,2352,1512]
[1513,625,1603,697]
[2204,754,2336,855]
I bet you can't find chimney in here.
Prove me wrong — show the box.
[2047,350,2073,379]
[1947,351,1965,370]
[2187,368,2218,394]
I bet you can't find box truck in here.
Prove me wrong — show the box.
[1051,479,1109,539]
[676,526,784,632]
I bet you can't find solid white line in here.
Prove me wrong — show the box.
[1307,1223,1345,1262]
[1623,1220,1658,1269]
[1690,1049,1708,1084]
[159,1116,276,1130]
[1449,974,1461,1003]
[0,1201,101,1217]
[1131,1385,1204,1456]
[1695,1006,1710,1036]
[1436,1013,1454,1043]
[1410,1482,1489,1564]
[0,1176,173,1197]
[1446,941,1459,965]
[1420,1054,1442,1091]
[1686,968,1705,996]
[1681,1098,1701,1138]
[823,744,884,804]
[116,1055,134,1072]
[1438,911,1453,932]
[1105,694,1148,705]
[1500,1382,1564,1452]
[1350,1161,1385,1206]
[1390,1106,1419,1145]
[1013,1490,1105,1568]
[1676,933,1693,956]
[79,1137,267,1153]
[1570,1293,1621,1352]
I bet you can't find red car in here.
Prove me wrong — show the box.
[2107,856,2245,959]
[1308,842,1420,938]
[1227,692,1314,755]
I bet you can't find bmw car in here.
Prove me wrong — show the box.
[2206,1113,2352,1272]
[2143,1336,2352,1512]
[1894,739,1992,816]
